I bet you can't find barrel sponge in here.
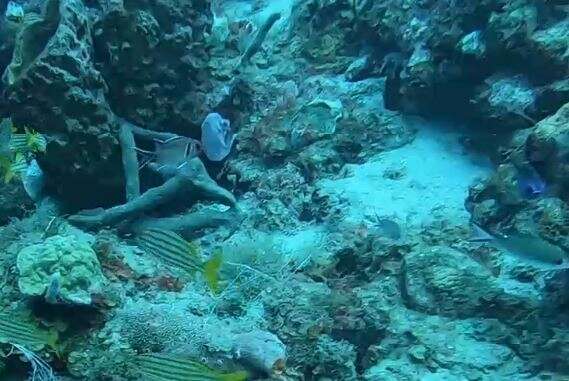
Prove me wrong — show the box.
[16,235,106,305]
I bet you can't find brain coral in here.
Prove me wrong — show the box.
[17,235,106,305]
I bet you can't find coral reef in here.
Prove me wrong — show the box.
[0,0,568,380]
[17,234,106,305]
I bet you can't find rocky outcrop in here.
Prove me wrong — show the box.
[466,102,569,229]
[2,0,119,209]
[0,181,34,225]
[92,0,213,134]
[525,102,569,192]
[289,0,569,127]
[402,246,538,323]
[0,0,224,210]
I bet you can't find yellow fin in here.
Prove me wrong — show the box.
[46,329,60,353]
[204,248,223,294]
[3,167,15,183]
[186,240,200,258]
[25,128,47,153]
[219,370,249,381]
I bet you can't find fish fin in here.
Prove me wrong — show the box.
[468,223,494,243]
[3,167,15,183]
[46,329,61,355]
[204,248,223,294]
[24,128,46,152]
[186,240,200,258]
[219,370,249,381]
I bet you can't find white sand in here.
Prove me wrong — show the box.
[318,119,492,227]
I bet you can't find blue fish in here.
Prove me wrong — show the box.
[517,172,547,199]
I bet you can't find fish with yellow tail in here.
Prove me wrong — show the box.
[134,353,249,381]
[137,228,223,293]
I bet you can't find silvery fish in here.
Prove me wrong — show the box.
[153,136,200,171]
[469,224,568,267]
[201,113,234,161]
[137,135,201,178]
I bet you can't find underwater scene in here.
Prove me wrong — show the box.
[0,0,569,379]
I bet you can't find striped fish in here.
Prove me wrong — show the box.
[9,129,47,154]
[2,153,27,183]
[9,134,28,152]
[154,136,201,171]
[10,152,28,173]
[135,354,248,381]
[0,312,58,351]
[27,129,47,152]
[137,229,222,293]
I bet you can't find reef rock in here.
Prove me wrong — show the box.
[104,298,286,376]
[16,234,106,305]
[93,0,213,132]
[248,74,414,170]
[525,102,569,192]
[471,74,538,130]
[0,181,34,225]
[530,19,569,80]
[402,246,537,322]
[1,0,220,210]
[2,0,118,209]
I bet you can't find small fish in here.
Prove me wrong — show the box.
[374,217,402,241]
[137,229,223,293]
[153,136,201,171]
[201,113,234,162]
[0,312,59,351]
[44,272,61,304]
[469,224,568,266]
[3,152,28,183]
[137,136,201,177]
[9,129,47,154]
[134,353,249,381]
[517,172,547,199]
[42,216,65,239]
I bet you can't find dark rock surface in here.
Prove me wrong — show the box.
[3,0,118,209]
[0,181,34,224]
[289,0,569,128]
[92,0,212,133]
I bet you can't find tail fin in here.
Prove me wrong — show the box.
[468,223,494,243]
[204,248,223,294]
[220,370,249,381]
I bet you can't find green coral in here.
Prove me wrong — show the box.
[16,235,106,305]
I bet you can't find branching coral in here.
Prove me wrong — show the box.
[69,118,237,234]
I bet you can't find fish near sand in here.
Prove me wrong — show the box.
[374,217,402,241]
[137,229,223,293]
[469,224,568,267]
